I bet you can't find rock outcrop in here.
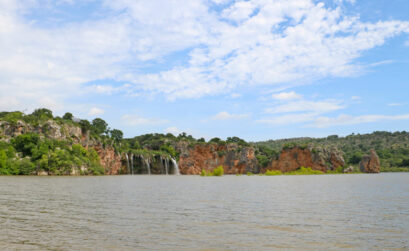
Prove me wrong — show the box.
[359,149,380,173]
[177,142,259,174]
[267,146,345,173]
[0,120,82,143]
[94,145,123,175]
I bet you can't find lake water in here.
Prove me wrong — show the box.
[1,173,409,250]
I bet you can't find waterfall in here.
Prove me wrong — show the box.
[130,153,134,175]
[125,154,130,174]
[165,157,169,175]
[144,157,151,175]
[171,158,180,175]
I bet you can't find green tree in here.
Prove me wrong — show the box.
[11,133,40,157]
[79,120,91,133]
[110,129,123,143]
[63,112,73,121]
[31,108,53,120]
[92,118,108,135]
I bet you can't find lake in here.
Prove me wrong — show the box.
[1,173,408,250]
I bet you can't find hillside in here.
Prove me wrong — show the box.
[255,132,409,172]
[1,108,408,175]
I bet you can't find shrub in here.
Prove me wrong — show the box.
[200,166,224,176]
[213,165,224,176]
[285,167,324,175]
[265,170,282,175]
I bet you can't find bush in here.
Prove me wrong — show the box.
[265,170,282,175]
[213,165,224,176]
[285,167,324,175]
[200,166,224,176]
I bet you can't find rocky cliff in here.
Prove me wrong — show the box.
[266,146,346,173]
[177,142,259,174]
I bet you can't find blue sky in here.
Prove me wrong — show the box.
[0,0,409,141]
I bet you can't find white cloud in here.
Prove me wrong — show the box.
[230,93,242,99]
[272,91,302,100]
[121,114,168,126]
[266,100,344,114]
[388,103,403,107]
[309,114,409,128]
[88,107,105,116]
[0,0,408,107]
[211,111,249,120]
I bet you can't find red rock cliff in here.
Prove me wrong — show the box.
[94,145,123,175]
[267,146,345,173]
[177,142,259,174]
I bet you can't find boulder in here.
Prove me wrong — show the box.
[359,149,380,173]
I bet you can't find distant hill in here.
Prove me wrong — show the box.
[255,131,409,172]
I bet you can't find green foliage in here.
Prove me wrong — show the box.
[213,166,224,176]
[285,167,324,175]
[246,172,254,176]
[256,131,409,172]
[160,144,176,157]
[349,151,363,164]
[256,155,270,167]
[209,137,222,143]
[91,118,108,135]
[226,136,249,146]
[63,112,73,121]
[0,150,7,174]
[79,119,91,133]
[200,166,224,176]
[217,150,226,157]
[264,169,282,175]
[31,108,53,121]
[110,129,123,143]
[11,133,40,157]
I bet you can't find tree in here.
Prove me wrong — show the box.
[11,133,40,157]
[31,108,53,120]
[92,118,108,135]
[63,112,73,121]
[110,129,123,143]
[79,120,91,133]
[209,137,221,143]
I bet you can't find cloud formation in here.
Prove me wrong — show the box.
[211,111,250,120]
[1,0,409,110]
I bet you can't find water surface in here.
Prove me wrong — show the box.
[1,173,409,250]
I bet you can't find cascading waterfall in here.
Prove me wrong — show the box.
[130,153,134,175]
[171,158,180,175]
[125,154,130,174]
[144,157,151,175]
[165,157,169,175]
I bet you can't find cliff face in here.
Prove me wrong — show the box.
[360,149,380,173]
[267,146,346,173]
[177,142,259,174]
[94,145,123,175]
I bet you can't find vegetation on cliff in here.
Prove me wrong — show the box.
[1,108,408,175]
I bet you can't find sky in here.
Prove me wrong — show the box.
[0,0,409,141]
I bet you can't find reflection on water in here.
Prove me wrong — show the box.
[1,174,409,250]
